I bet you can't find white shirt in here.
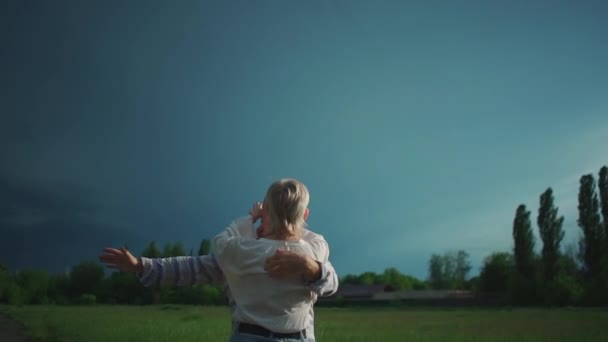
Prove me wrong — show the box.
[213,216,323,333]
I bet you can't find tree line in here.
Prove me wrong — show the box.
[339,250,474,291]
[0,239,220,306]
[341,165,608,306]
[476,165,608,305]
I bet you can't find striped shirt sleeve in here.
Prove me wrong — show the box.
[303,231,339,297]
[308,260,339,297]
[137,254,225,287]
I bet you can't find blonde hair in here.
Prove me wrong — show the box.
[265,178,310,240]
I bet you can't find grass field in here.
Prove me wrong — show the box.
[1,305,608,341]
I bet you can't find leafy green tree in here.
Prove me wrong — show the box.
[171,242,186,257]
[198,239,211,256]
[382,268,419,290]
[552,245,584,305]
[536,247,585,306]
[357,272,377,285]
[69,261,105,299]
[48,273,70,304]
[577,174,602,278]
[538,188,565,283]
[442,253,455,288]
[142,241,161,258]
[162,243,174,258]
[15,270,50,304]
[428,251,470,289]
[6,283,25,305]
[513,204,536,279]
[0,264,13,303]
[341,270,427,290]
[599,166,608,290]
[428,254,444,289]
[340,274,360,285]
[454,250,472,289]
[466,276,480,291]
[106,271,145,304]
[479,252,513,293]
[599,166,608,235]
[76,293,97,305]
[410,276,430,290]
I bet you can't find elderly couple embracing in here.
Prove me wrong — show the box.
[100,178,338,341]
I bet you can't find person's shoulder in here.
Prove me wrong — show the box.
[238,236,269,247]
[301,229,330,261]
[233,238,274,257]
[302,228,326,242]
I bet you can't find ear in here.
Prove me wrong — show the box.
[303,208,310,221]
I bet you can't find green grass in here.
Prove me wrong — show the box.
[1,305,608,341]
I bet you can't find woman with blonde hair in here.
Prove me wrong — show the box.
[214,178,327,341]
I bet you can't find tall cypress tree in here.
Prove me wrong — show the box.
[538,188,565,283]
[598,166,608,293]
[513,204,535,279]
[599,166,608,237]
[577,174,602,278]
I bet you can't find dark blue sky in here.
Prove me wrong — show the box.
[1,0,607,278]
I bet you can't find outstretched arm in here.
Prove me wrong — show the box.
[100,204,261,288]
[99,247,225,287]
[137,254,225,287]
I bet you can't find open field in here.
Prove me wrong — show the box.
[1,305,607,341]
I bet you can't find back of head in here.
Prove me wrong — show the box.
[265,178,309,240]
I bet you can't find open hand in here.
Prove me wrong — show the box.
[99,247,142,273]
[250,201,263,222]
[264,250,321,283]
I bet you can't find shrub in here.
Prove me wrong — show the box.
[77,293,97,305]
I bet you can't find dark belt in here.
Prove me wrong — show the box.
[237,322,306,339]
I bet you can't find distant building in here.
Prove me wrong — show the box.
[373,290,474,301]
[329,284,388,300]
[320,284,476,305]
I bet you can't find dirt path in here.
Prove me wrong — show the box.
[0,314,31,342]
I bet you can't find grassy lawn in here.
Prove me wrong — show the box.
[1,305,607,341]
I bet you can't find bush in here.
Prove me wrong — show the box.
[479,252,513,293]
[16,270,50,304]
[555,274,584,305]
[507,272,537,305]
[7,283,26,306]
[540,275,584,306]
[54,295,71,305]
[77,293,97,305]
[0,271,12,303]
[334,295,347,308]
[580,279,608,306]
[69,261,104,298]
